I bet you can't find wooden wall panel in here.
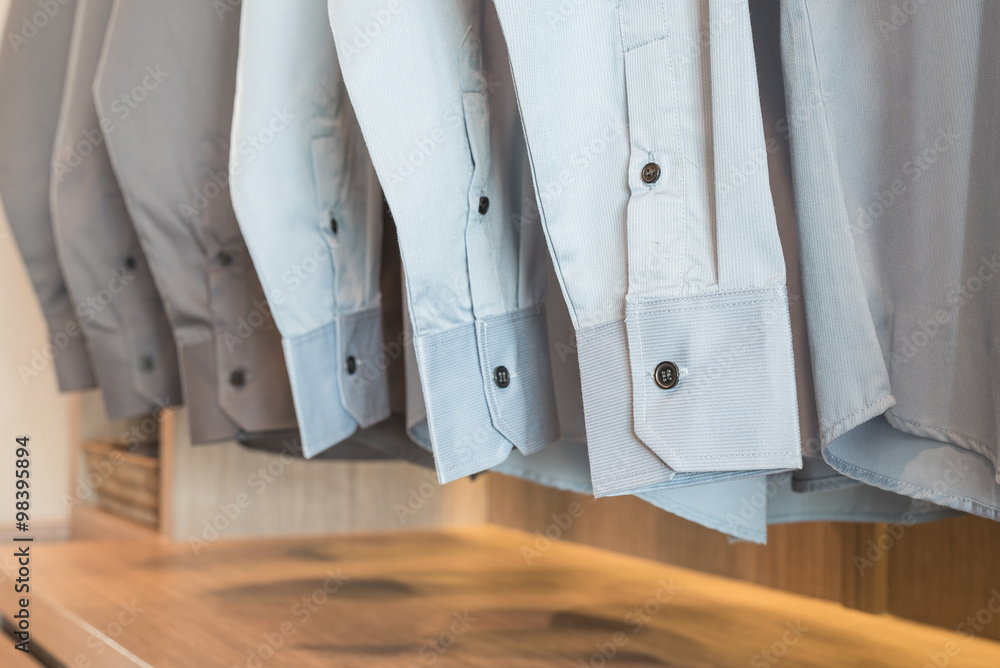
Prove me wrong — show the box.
[487,473,877,607]
[161,407,489,543]
[489,473,1000,640]
[887,514,1000,642]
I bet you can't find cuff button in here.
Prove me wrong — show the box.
[493,366,510,388]
[229,369,246,388]
[654,361,679,390]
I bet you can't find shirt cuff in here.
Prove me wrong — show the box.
[87,325,182,421]
[46,309,97,392]
[624,286,802,472]
[282,305,391,458]
[577,287,801,497]
[177,338,244,444]
[415,304,560,483]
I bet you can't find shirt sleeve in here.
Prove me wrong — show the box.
[229,0,390,458]
[493,0,802,496]
[94,0,298,444]
[50,0,182,421]
[328,0,560,483]
[0,0,97,392]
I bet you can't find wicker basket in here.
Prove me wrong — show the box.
[82,440,159,528]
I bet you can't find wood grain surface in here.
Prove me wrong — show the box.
[0,633,42,668]
[1,525,998,667]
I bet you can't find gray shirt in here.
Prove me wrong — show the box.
[781,0,1000,520]
[50,0,181,421]
[0,0,96,392]
[93,0,298,446]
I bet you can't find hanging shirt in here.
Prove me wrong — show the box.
[0,0,96,392]
[781,0,1000,520]
[93,0,300,448]
[229,0,390,458]
[328,0,560,483]
[50,0,181,420]
[492,0,802,496]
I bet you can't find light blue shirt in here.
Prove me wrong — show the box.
[781,0,1000,521]
[322,0,954,541]
[493,0,802,496]
[230,0,389,457]
[328,0,560,483]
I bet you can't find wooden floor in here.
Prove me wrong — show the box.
[1,525,999,668]
[0,635,41,668]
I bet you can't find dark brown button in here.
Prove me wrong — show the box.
[330,217,338,234]
[229,369,246,387]
[478,196,490,215]
[493,366,510,388]
[346,356,357,375]
[138,355,154,372]
[654,361,679,390]
[124,256,138,271]
[216,250,234,267]
[641,162,661,184]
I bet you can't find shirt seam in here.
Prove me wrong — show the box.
[819,393,894,445]
[824,451,1000,520]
